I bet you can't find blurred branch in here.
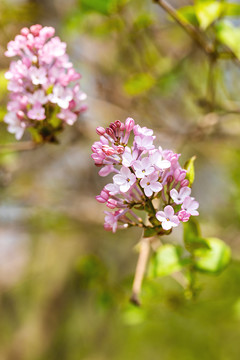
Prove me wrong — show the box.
[153,0,214,55]
[130,237,152,306]
[0,141,39,153]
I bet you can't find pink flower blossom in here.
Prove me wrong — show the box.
[170,187,191,205]
[113,167,136,193]
[132,157,154,178]
[134,135,154,151]
[181,196,199,216]
[156,205,180,230]
[91,118,199,233]
[4,25,86,141]
[150,150,171,170]
[140,173,162,197]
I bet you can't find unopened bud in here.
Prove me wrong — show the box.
[181,179,189,187]
[30,24,42,36]
[125,117,135,132]
[21,27,29,36]
[96,127,105,136]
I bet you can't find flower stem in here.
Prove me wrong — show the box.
[130,237,151,306]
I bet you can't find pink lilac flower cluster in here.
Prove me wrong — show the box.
[91,118,199,233]
[4,24,87,141]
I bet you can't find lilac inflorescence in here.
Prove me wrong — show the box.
[4,24,87,141]
[92,118,199,233]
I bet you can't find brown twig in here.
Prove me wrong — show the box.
[0,141,39,153]
[153,0,214,55]
[130,237,152,306]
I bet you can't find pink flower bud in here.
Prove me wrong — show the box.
[109,122,117,131]
[116,145,124,154]
[107,199,118,209]
[178,210,190,222]
[167,175,174,183]
[120,123,125,131]
[21,27,29,36]
[96,127,105,136]
[17,110,25,119]
[106,127,115,138]
[125,117,135,132]
[114,120,122,128]
[30,24,42,36]
[96,195,106,203]
[102,145,116,156]
[181,179,189,187]
[174,168,187,182]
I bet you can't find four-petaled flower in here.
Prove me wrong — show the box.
[113,167,136,193]
[140,173,162,197]
[156,205,180,230]
[181,196,199,216]
[133,157,154,178]
[170,186,191,205]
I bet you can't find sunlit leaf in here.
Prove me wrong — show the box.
[184,155,196,187]
[222,3,240,16]
[0,70,8,99]
[216,21,240,59]
[133,13,154,30]
[78,0,115,15]
[177,6,199,26]
[123,73,155,96]
[184,218,209,252]
[194,237,231,274]
[148,244,184,277]
[122,305,146,325]
[195,1,223,30]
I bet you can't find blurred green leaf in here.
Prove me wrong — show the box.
[148,244,184,277]
[123,73,155,96]
[184,218,209,252]
[216,21,240,59]
[195,1,222,30]
[177,6,199,26]
[184,155,196,187]
[194,237,231,274]
[133,13,154,30]
[143,227,158,238]
[222,3,240,16]
[0,70,8,99]
[122,305,146,325]
[78,0,115,14]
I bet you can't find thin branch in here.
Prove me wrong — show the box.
[207,56,217,111]
[153,0,214,55]
[130,237,152,306]
[0,141,39,153]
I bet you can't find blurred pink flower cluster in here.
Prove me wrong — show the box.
[92,118,199,233]
[4,24,87,140]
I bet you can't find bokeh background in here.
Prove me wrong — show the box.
[1,0,240,359]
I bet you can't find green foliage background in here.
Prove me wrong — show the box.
[1,0,240,359]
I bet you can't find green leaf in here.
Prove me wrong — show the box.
[0,70,8,99]
[184,155,196,187]
[143,227,158,238]
[194,237,231,274]
[216,21,240,59]
[78,0,115,15]
[123,73,155,96]
[148,244,184,277]
[177,6,199,26]
[133,13,154,30]
[222,3,240,17]
[183,218,209,253]
[195,1,223,30]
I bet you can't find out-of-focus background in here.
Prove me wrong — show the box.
[1,0,240,359]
